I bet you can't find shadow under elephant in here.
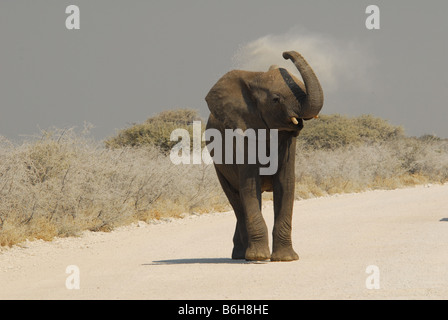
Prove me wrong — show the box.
[145,258,270,265]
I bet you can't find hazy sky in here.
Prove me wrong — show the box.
[1,0,447,142]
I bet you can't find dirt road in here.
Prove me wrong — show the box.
[1,184,447,300]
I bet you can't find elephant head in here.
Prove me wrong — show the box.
[205,50,324,133]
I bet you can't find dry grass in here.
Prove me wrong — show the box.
[1,113,448,247]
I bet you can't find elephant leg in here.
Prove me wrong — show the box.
[271,135,299,262]
[272,178,299,261]
[238,165,270,261]
[214,168,248,259]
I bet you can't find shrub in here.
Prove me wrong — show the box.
[105,108,203,152]
[299,114,404,149]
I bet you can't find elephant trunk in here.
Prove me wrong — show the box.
[283,51,324,119]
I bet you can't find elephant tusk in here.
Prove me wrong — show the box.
[291,117,299,125]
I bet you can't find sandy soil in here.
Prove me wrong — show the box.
[1,184,447,300]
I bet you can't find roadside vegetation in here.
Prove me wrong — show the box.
[1,109,447,246]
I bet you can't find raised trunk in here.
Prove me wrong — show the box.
[283,51,324,118]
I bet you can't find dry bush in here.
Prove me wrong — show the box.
[0,128,226,247]
[294,136,448,199]
[294,115,447,198]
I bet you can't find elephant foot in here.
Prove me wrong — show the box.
[271,247,299,262]
[245,245,271,261]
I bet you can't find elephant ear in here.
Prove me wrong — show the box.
[205,70,267,131]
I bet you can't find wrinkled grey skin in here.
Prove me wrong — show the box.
[205,51,324,261]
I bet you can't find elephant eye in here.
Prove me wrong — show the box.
[272,96,281,103]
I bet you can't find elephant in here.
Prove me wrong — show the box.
[205,50,324,261]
